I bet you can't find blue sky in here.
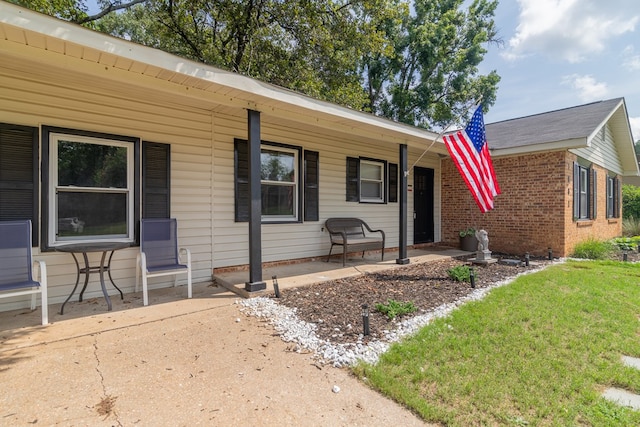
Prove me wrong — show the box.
[480,0,640,141]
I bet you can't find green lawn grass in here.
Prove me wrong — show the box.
[353,260,640,426]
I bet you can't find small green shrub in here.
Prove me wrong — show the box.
[459,227,476,237]
[612,237,633,251]
[572,238,615,259]
[375,299,417,320]
[447,265,471,282]
[622,216,640,237]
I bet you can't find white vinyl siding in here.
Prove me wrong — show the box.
[212,114,442,267]
[0,64,213,310]
[571,124,623,174]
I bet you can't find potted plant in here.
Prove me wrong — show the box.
[459,227,477,252]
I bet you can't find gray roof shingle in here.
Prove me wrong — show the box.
[485,98,623,150]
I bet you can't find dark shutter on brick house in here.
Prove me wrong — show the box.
[573,162,580,219]
[614,177,621,218]
[346,157,359,202]
[234,139,249,222]
[388,163,398,203]
[590,168,597,220]
[0,124,39,246]
[142,142,171,219]
[304,150,319,221]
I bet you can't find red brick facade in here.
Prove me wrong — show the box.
[440,151,622,257]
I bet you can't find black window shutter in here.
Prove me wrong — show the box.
[304,150,319,221]
[346,157,359,202]
[590,169,597,220]
[142,142,170,219]
[388,163,398,203]
[0,123,39,246]
[234,139,249,222]
[614,177,621,218]
[573,162,580,219]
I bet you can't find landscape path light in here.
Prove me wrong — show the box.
[272,275,280,298]
[362,304,370,336]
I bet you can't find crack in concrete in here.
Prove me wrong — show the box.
[93,337,123,426]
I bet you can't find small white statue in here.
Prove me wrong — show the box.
[475,229,489,252]
[70,217,85,233]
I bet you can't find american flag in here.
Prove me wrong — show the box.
[442,105,500,213]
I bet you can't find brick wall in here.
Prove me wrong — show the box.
[440,151,622,257]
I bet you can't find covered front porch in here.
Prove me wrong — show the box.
[1,247,467,336]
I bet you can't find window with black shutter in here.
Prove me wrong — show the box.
[346,157,393,204]
[0,123,39,246]
[234,138,311,223]
[573,162,591,220]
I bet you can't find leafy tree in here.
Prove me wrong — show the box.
[363,0,500,128]
[93,0,394,110]
[7,0,89,21]
[623,184,640,220]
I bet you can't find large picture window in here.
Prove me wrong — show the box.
[42,128,140,247]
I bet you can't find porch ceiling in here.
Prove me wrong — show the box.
[0,3,447,155]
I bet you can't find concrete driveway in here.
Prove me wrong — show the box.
[0,251,453,425]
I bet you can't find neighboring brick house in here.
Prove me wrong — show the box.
[441,98,638,257]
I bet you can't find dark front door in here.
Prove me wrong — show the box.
[413,167,434,244]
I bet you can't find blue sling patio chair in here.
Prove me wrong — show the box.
[136,218,192,306]
[0,220,48,325]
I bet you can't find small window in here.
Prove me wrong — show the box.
[234,139,318,223]
[606,175,620,218]
[346,157,390,204]
[579,168,588,219]
[573,162,595,220]
[43,128,139,247]
[261,146,298,221]
[360,160,384,202]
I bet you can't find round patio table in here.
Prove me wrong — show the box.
[56,242,131,314]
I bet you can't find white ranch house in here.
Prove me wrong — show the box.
[0,3,448,313]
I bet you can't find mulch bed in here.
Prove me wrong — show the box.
[272,250,637,345]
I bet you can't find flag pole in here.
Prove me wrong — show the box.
[405,98,482,178]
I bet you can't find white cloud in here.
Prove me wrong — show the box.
[562,74,609,101]
[504,0,639,63]
[623,45,640,70]
[630,116,640,142]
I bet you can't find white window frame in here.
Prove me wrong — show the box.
[359,159,385,203]
[578,166,589,219]
[47,133,135,246]
[260,144,299,222]
[606,175,615,218]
